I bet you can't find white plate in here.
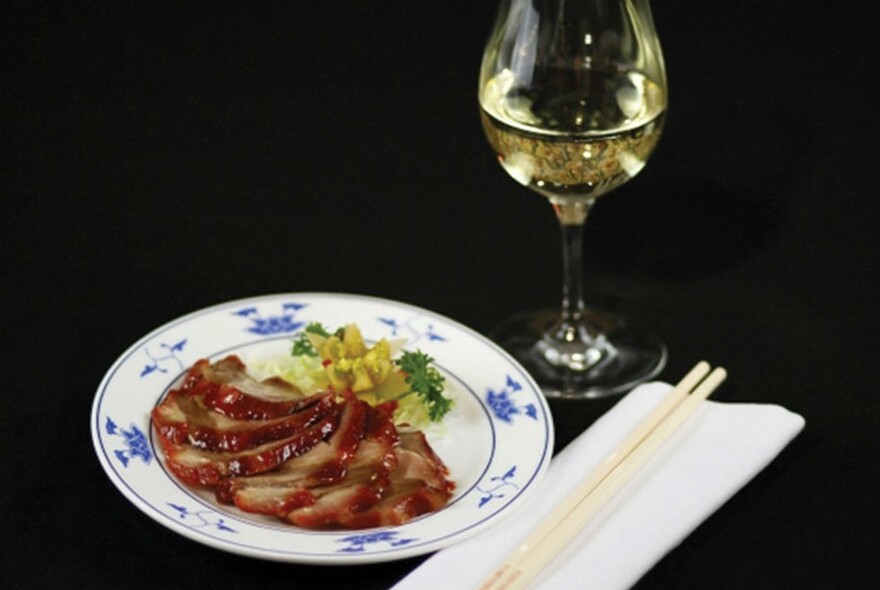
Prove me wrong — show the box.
[91,293,554,564]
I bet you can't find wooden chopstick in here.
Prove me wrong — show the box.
[479,362,727,590]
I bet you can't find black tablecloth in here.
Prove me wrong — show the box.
[5,2,878,588]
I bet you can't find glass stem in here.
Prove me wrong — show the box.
[541,199,609,370]
[554,200,590,336]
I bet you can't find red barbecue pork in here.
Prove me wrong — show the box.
[152,356,455,530]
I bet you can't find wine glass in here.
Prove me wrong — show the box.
[478,0,668,398]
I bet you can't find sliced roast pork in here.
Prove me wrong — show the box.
[151,355,455,529]
[218,395,375,514]
[153,390,337,452]
[178,356,313,419]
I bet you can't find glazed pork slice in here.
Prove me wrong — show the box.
[242,437,397,520]
[152,390,337,452]
[224,399,400,516]
[284,481,385,529]
[161,410,340,487]
[338,475,453,529]
[284,423,455,529]
[178,356,312,420]
[286,444,453,529]
[218,397,374,514]
[282,435,401,528]
[334,430,455,528]
[394,429,454,492]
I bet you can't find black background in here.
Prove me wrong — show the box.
[3,1,878,588]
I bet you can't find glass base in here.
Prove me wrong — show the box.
[490,308,667,399]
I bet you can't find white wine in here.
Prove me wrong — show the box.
[476,0,670,397]
[480,68,666,202]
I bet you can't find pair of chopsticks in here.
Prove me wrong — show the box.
[479,361,727,590]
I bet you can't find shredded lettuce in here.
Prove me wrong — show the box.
[393,392,448,433]
[251,353,329,395]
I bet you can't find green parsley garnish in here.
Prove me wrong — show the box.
[291,322,331,357]
[396,350,452,422]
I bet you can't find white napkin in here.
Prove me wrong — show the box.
[392,381,805,590]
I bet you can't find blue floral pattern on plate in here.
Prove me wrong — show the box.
[377,316,447,345]
[140,339,187,378]
[234,302,307,335]
[337,531,418,553]
[477,465,520,508]
[486,375,539,424]
[167,503,236,533]
[104,417,152,467]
